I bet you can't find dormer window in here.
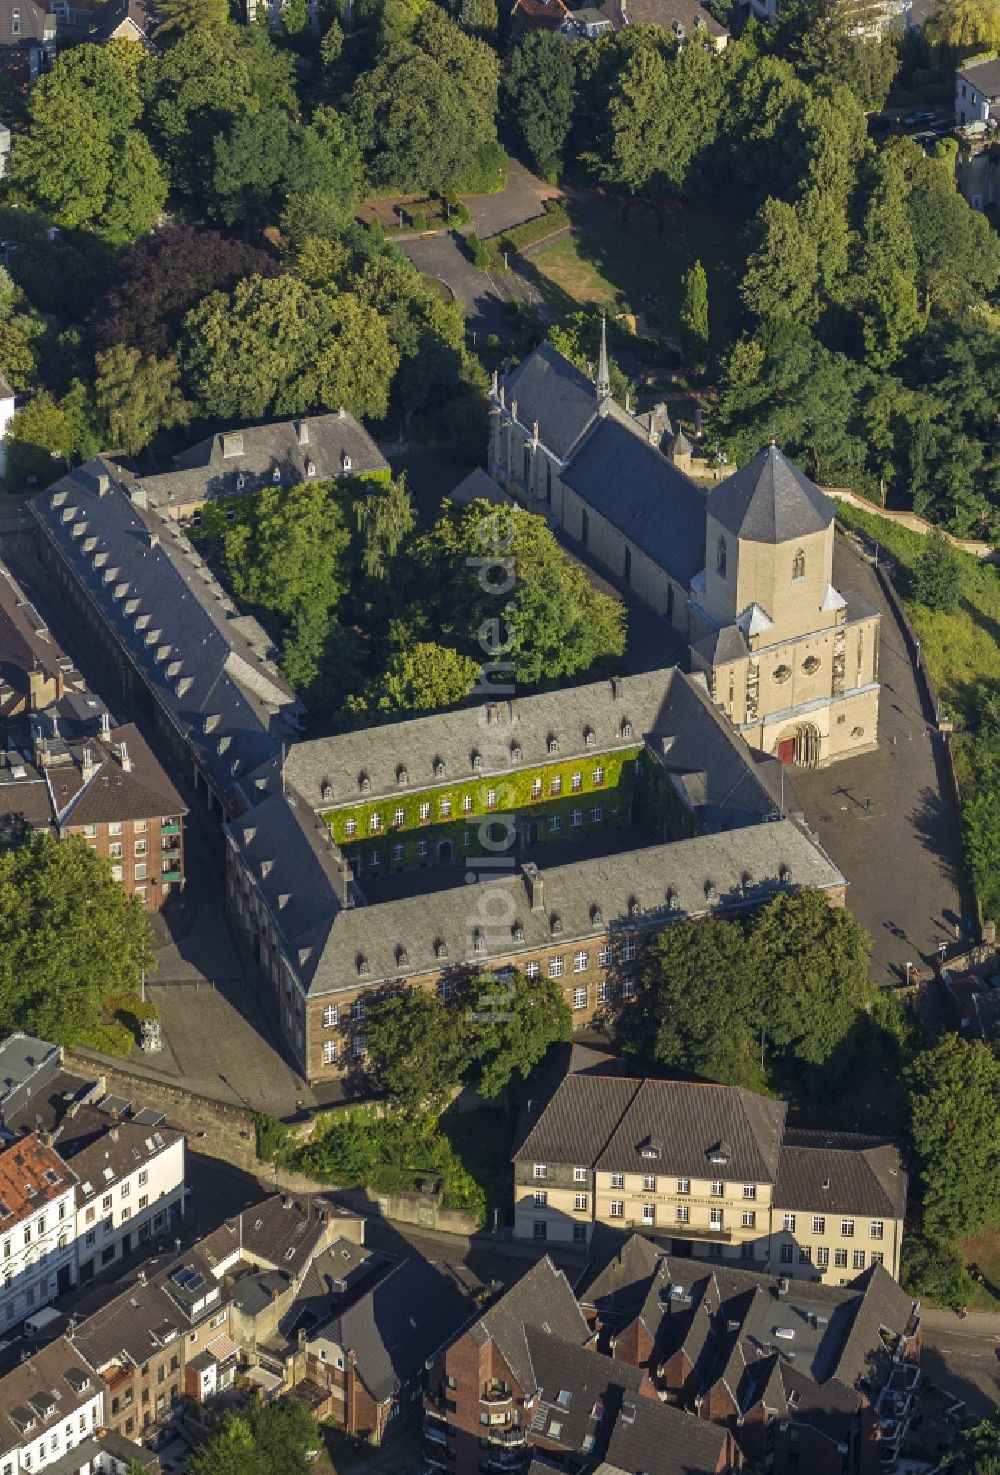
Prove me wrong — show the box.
[705,881,718,902]
[584,727,595,748]
[342,453,352,473]
[472,751,483,770]
[709,1145,730,1166]
[640,1141,661,1161]
[272,467,281,483]
[621,719,633,738]
[434,758,445,777]
[396,766,408,786]
[716,536,727,578]
[666,888,679,910]
[305,460,317,478]
[590,904,603,925]
[435,939,448,959]
[473,929,486,953]
[547,735,558,754]
[356,955,369,977]
[780,864,792,884]
[510,743,522,761]
[550,914,563,935]
[359,772,370,793]
[512,923,525,942]
[628,896,640,917]
[396,946,408,967]
[321,781,332,801]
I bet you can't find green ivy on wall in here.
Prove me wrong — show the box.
[324,748,644,862]
[631,752,700,842]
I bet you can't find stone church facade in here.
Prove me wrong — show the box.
[488,331,880,768]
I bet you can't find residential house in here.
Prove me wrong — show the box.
[511,1045,907,1282]
[53,1102,185,1281]
[581,1237,922,1475]
[489,337,881,769]
[0,1134,77,1334]
[305,1256,468,1444]
[0,1037,95,1139]
[597,0,728,49]
[509,0,570,31]
[81,0,155,45]
[956,57,1000,129]
[0,559,186,911]
[559,6,612,36]
[0,1338,104,1475]
[0,0,55,80]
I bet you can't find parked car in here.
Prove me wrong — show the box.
[904,109,938,126]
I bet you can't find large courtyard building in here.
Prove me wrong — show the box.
[489,337,880,769]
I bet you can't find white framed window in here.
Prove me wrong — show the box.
[799,1246,811,1263]
[394,808,405,826]
[574,1166,587,1183]
[710,1181,724,1198]
[643,1174,656,1192]
[835,1248,848,1268]
[816,1247,829,1268]
[592,766,604,785]
[393,843,404,861]
[549,957,564,979]
[418,839,429,857]
[531,778,542,799]
[742,1210,756,1228]
[597,980,610,1004]
[572,986,587,1009]
[463,795,473,813]
[574,1193,587,1212]
[598,945,612,967]
[871,1251,884,1267]
[573,950,589,972]
[109,842,123,859]
[610,1172,624,1189]
[109,822,123,836]
[570,808,582,827]
[351,997,366,1021]
[853,1250,865,1269]
[438,978,453,1003]
[622,976,635,999]
[621,939,636,962]
[134,840,147,857]
[548,814,561,832]
[812,1215,825,1234]
[642,1204,655,1225]
[841,1219,855,1238]
[709,1207,723,1229]
[345,818,356,838]
[676,1204,690,1224]
[440,799,452,819]
[610,1200,623,1218]
[486,788,497,808]
[534,1189,547,1207]
[549,775,561,795]
[870,1220,884,1240]
[525,961,540,979]
[571,772,582,791]
[677,1178,690,1194]
[783,1213,796,1233]
[369,813,382,833]
[83,824,96,839]
[419,803,430,821]
[589,805,603,823]
[111,865,123,882]
[352,1033,366,1059]
[322,1041,338,1065]
[743,1184,756,1199]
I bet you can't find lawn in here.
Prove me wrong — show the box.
[525,193,744,352]
[960,1228,1000,1311]
[834,500,1000,726]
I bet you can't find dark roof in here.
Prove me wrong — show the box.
[604,1393,730,1475]
[561,418,708,585]
[579,1229,663,1327]
[708,445,833,544]
[600,0,726,35]
[509,0,571,33]
[775,1130,906,1219]
[448,467,513,506]
[54,1106,182,1203]
[60,724,184,827]
[317,1257,467,1402]
[470,1257,590,1394]
[959,57,1000,97]
[515,1074,641,1169]
[197,1194,346,1279]
[503,343,600,460]
[83,0,155,42]
[691,625,749,667]
[525,1328,643,1456]
[0,1340,100,1459]
[0,0,54,44]
[594,1078,787,1185]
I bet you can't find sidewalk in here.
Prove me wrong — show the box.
[921,1305,1000,1336]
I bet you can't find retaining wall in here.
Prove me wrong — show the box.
[825,487,994,560]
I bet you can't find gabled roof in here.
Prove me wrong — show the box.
[579,1229,663,1326]
[510,0,570,28]
[316,1257,467,1403]
[524,1328,643,1456]
[0,1133,74,1229]
[958,57,1000,97]
[59,724,184,827]
[594,1078,787,1185]
[0,1339,100,1459]
[515,1074,641,1169]
[561,417,708,585]
[600,0,728,39]
[775,1130,907,1219]
[469,1257,590,1395]
[503,343,600,460]
[604,1390,731,1475]
[708,445,833,544]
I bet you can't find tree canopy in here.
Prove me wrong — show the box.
[907,1034,1000,1240]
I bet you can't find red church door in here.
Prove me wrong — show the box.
[778,738,795,765]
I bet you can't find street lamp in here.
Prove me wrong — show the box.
[904,961,913,986]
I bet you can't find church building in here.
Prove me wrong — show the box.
[488,328,880,768]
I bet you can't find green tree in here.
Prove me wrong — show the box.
[0,267,47,392]
[371,642,480,712]
[912,530,961,612]
[209,112,340,227]
[362,990,470,1113]
[582,39,670,193]
[680,259,709,372]
[94,345,190,456]
[467,970,572,1099]
[955,1414,1000,1475]
[740,197,820,326]
[223,479,352,621]
[5,387,100,490]
[0,833,154,1048]
[548,313,631,402]
[504,31,578,179]
[900,1228,974,1310]
[907,1034,1000,1239]
[154,0,229,34]
[627,915,757,1085]
[926,0,1000,51]
[187,1402,319,1475]
[182,274,399,422]
[767,0,899,110]
[748,889,872,1067]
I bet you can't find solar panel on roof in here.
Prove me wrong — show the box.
[185,1273,205,1291]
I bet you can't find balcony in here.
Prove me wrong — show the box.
[161,822,181,836]
[161,835,182,852]
[634,1221,733,1243]
[161,868,182,883]
[488,1427,526,1447]
[482,1387,513,1403]
[425,1423,448,1446]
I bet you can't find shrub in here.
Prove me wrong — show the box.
[410,209,428,232]
[255,1112,291,1164]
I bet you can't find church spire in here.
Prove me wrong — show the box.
[595,314,611,402]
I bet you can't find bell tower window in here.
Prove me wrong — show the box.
[793,548,806,582]
[716,536,727,578]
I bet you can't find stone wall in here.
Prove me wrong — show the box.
[826,488,995,561]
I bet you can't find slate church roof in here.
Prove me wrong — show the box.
[708,444,834,544]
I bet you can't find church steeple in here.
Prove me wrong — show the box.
[595,314,611,402]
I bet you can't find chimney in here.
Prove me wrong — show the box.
[523,861,544,913]
[96,474,110,497]
[510,398,518,425]
[338,406,346,420]
[99,711,111,741]
[129,485,147,510]
[118,742,132,773]
[148,530,159,551]
[80,746,98,783]
[295,419,309,446]
[221,432,244,459]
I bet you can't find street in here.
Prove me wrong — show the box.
[921,1310,1000,1420]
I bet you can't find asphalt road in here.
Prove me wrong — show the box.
[922,1320,1000,1419]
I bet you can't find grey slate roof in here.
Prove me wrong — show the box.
[141,412,388,513]
[691,625,749,667]
[604,1392,730,1475]
[524,1328,643,1455]
[279,669,677,811]
[708,445,834,544]
[503,342,602,460]
[515,1074,641,1169]
[594,1079,787,1184]
[775,1130,906,1219]
[31,461,302,812]
[579,1227,663,1325]
[317,1257,467,1402]
[0,0,54,46]
[233,812,844,999]
[0,1340,101,1460]
[448,467,513,506]
[0,1035,58,1096]
[561,418,708,585]
[471,1257,589,1395]
[959,57,1000,97]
